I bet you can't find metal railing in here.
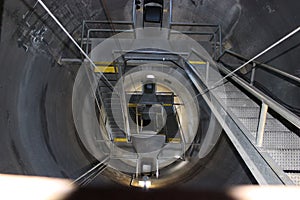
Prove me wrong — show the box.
[98,95,114,141]
[114,57,132,141]
[190,48,300,147]
[168,0,222,59]
[80,21,136,54]
[218,49,300,86]
[173,105,187,159]
[72,156,110,186]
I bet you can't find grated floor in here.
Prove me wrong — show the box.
[196,65,300,185]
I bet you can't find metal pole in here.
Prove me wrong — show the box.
[250,63,256,86]
[80,21,85,54]
[136,106,139,134]
[168,0,173,39]
[156,158,159,178]
[213,33,217,59]
[218,25,222,57]
[256,102,268,147]
[205,62,210,85]
[169,0,173,28]
[132,0,137,39]
[132,0,136,29]
[72,156,110,185]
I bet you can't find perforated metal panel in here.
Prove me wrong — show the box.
[267,150,300,171]
[214,79,300,185]
[190,61,300,185]
[229,107,260,118]
[287,173,300,185]
[263,131,300,149]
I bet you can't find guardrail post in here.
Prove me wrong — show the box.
[250,63,256,86]
[218,24,222,57]
[256,102,268,147]
[168,0,173,40]
[205,62,210,85]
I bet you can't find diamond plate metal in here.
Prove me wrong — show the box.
[239,118,291,133]
[216,91,249,99]
[200,70,300,184]
[267,150,300,171]
[286,173,300,185]
[229,107,260,118]
[222,98,260,108]
[263,131,300,150]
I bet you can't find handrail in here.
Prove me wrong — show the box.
[173,106,186,159]
[170,22,219,27]
[113,50,189,57]
[72,156,110,186]
[119,49,300,130]
[219,49,300,84]
[98,97,113,141]
[219,64,300,129]
[115,58,131,141]
[168,0,222,59]
[190,49,300,130]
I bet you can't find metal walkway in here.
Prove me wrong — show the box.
[36,0,300,187]
[188,52,300,185]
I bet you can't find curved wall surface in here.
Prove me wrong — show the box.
[0,0,298,188]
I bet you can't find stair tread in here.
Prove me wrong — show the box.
[264,149,300,171]
[238,117,291,133]
[286,173,300,185]
[215,91,249,99]
[229,107,260,118]
[261,130,300,150]
[220,98,260,108]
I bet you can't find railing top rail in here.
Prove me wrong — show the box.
[170,22,219,28]
[83,20,135,25]
[221,49,300,85]
[113,50,189,56]
[190,48,300,129]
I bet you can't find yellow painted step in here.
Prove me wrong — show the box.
[188,61,207,65]
[167,138,181,143]
[113,138,128,143]
[94,62,118,73]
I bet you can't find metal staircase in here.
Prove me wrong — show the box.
[187,49,300,185]
[37,0,300,187]
[87,47,300,186]
[95,61,129,143]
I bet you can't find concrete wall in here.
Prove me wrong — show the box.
[0,0,298,188]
